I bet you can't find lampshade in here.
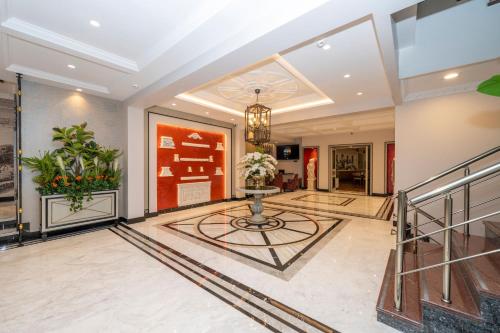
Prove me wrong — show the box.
[245,89,271,145]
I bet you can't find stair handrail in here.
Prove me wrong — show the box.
[410,163,500,205]
[404,146,499,194]
[394,160,500,312]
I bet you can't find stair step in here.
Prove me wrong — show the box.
[419,241,482,320]
[484,221,500,243]
[376,250,423,332]
[452,232,500,326]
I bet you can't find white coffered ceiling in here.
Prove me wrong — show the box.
[5,0,493,134]
[271,108,395,140]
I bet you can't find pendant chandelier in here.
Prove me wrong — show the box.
[245,89,271,145]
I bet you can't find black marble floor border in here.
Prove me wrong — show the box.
[112,223,339,333]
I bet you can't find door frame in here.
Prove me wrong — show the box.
[328,143,373,195]
[302,146,320,189]
[384,141,395,195]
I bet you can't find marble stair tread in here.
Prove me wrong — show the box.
[376,249,423,330]
[452,232,500,298]
[418,241,482,321]
[484,221,500,242]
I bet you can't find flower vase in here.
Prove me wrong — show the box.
[252,176,265,189]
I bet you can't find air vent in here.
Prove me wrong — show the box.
[417,0,471,19]
[488,0,499,6]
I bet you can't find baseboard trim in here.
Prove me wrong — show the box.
[372,192,389,197]
[317,188,329,192]
[120,216,146,224]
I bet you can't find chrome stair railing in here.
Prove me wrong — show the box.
[393,146,500,312]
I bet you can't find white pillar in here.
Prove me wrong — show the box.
[124,106,145,219]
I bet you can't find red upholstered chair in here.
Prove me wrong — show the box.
[269,173,284,192]
[286,174,301,192]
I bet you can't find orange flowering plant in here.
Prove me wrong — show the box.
[22,123,122,211]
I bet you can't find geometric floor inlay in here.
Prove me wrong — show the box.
[292,193,356,206]
[264,191,393,221]
[161,204,344,276]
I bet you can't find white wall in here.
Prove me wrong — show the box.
[399,0,500,78]
[302,129,395,193]
[395,91,500,236]
[22,81,125,232]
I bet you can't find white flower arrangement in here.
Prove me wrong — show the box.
[238,151,278,181]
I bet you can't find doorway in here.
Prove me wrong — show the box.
[303,146,319,189]
[329,144,371,194]
[385,142,395,195]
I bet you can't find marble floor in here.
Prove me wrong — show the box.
[0,192,397,333]
[264,191,393,220]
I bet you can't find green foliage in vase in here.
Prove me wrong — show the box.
[22,122,122,212]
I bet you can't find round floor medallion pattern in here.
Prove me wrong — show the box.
[196,210,320,247]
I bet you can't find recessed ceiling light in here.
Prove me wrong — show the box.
[132,84,139,88]
[205,111,210,115]
[356,92,363,96]
[444,72,459,80]
[75,88,82,92]
[67,64,76,69]
[343,74,351,78]
[230,118,235,121]
[89,20,101,27]
[322,44,331,50]
[171,103,176,106]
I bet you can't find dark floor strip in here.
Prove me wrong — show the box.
[111,227,298,332]
[117,223,338,333]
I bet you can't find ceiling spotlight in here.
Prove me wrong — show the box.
[316,39,331,50]
[171,103,176,106]
[89,20,101,27]
[67,64,76,69]
[205,111,210,115]
[356,92,363,96]
[444,72,459,80]
[75,88,82,92]
[230,118,235,121]
[343,74,351,78]
[132,84,139,88]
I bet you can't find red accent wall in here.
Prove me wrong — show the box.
[386,143,395,194]
[303,147,318,188]
[157,124,226,210]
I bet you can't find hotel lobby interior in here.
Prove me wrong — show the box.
[0,1,499,332]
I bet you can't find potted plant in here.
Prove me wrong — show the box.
[23,123,121,237]
[238,148,277,188]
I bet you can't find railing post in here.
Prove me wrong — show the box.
[463,167,470,237]
[413,209,418,254]
[442,193,453,304]
[394,190,407,311]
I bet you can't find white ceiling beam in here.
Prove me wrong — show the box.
[1,18,139,73]
[6,64,109,94]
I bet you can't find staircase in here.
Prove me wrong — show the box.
[376,147,500,333]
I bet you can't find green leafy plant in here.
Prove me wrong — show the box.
[22,122,122,211]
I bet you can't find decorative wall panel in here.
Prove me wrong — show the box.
[157,124,226,210]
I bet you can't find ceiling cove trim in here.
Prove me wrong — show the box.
[403,81,481,102]
[1,18,139,73]
[6,64,110,94]
[176,93,242,116]
[176,54,335,117]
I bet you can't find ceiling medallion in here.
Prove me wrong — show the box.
[245,89,271,145]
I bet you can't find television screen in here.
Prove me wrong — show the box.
[276,144,299,160]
